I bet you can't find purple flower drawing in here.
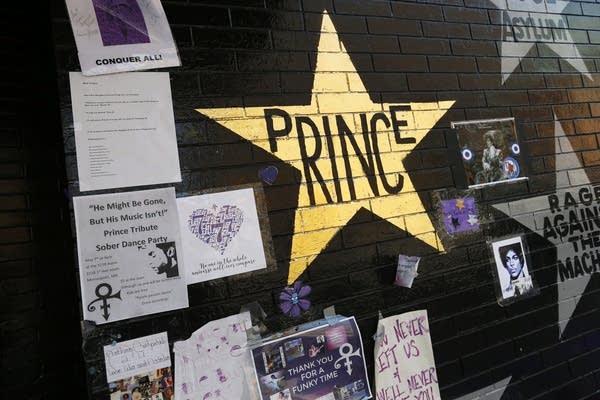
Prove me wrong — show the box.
[279,281,311,317]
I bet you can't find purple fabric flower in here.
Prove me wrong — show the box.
[279,281,312,317]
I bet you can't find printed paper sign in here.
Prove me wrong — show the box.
[177,188,268,284]
[70,72,181,192]
[104,332,171,382]
[65,0,180,75]
[73,187,188,324]
[375,310,440,400]
[174,312,256,400]
[252,317,372,400]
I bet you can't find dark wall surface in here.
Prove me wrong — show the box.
[51,0,600,399]
[1,3,85,400]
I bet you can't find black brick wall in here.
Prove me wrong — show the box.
[49,0,600,399]
[2,2,85,399]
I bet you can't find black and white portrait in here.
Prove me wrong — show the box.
[491,236,534,300]
[138,242,179,278]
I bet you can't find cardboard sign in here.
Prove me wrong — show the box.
[374,310,440,400]
[252,317,372,400]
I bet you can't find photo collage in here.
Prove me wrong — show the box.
[109,367,174,400]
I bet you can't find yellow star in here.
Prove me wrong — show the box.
[455,199,465,210]
[196,12,454,284]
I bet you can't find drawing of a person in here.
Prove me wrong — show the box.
[138,242,179,278]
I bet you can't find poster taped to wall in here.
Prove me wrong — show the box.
[489,234,538,305]
[374,310,440,400]
[69,72,181,192]
[251,316,372,400]
[105,332,174,400]
[174,312,257,400]
[65,0,180,75]
[177,186,273,284]
[73,187,188,324]
[451,118,527,188]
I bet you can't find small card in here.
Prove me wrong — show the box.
[394,254,420,288]
[104,332,170,383]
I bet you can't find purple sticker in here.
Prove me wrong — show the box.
[441,197,480,235]
[188,205,244,255]
[92,0,150,46]
[258,166,278,185]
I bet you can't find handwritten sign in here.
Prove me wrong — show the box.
[104,332,171,382]
[252,317,372,400]
[374,310,440,400]
[173,312,255,400]
[394,255,420,288]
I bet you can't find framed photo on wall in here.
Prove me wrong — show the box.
[451,118,527,188]
[489,234,538,305]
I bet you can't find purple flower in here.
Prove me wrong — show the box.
[279,281,312,317]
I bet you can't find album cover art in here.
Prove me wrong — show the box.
[452,118,526,188]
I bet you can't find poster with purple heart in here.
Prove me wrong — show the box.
[177,187,269,284]
[73,187,188,324]
[251,317,372,400]
[65,0,180,75]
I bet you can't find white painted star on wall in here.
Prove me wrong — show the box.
[491,0,591,83]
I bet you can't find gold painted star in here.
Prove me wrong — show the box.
[196,12,455,284]
[455,199,465,210]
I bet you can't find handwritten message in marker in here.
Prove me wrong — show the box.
[104,332,171,382]
[374,310,440,400]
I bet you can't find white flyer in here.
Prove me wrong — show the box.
[177,188,268,284]
[74,187,188,324]
[65,0,180,75]
[104,332,171,382]
[375,310,441,400]
[70,72,181,192]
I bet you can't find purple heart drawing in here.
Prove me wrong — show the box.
[188,205,244,255]
[258,166,278,185]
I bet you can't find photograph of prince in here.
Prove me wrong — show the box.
[492,236,534,300]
